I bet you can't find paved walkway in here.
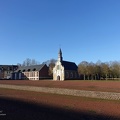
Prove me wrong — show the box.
[0,84,120,100]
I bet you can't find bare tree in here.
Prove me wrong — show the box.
[110,61,120,79]
[49,59,56,76]
[78,60,120,80]
[17,63,22,66]
[78,61,88,80]
[100,62,109,80]
[22,58,40,66]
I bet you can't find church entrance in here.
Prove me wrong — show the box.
[57,75,60,80]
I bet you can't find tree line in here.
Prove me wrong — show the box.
[18,58,120,80]
[78,61,120,80]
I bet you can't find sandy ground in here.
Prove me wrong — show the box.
[0,80,120,92]
[0,80,120,120]
[0,88,120,120]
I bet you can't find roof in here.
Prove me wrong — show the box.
[59,48,62,55]
[15,64,46,72]
[0,65,18,70]
[61,61,78,70]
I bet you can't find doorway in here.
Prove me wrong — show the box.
[57,75,60,80]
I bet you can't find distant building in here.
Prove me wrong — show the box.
[53,49,78,81]
[0,65,18,79]
[12,64,49,80]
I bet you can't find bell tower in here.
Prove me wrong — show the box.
[58,48,63,62]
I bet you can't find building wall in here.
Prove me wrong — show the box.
[0,72,4,79]
[53,61,65,81]
[39,65,49,79]
[53,62,78,81]
[23,71,39,80]
[13,65,49,80]
[0,65,18,79]
[65,70,78,80]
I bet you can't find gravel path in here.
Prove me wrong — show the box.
[0,84,120,100]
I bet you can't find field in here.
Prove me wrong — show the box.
[0,80,120,120]
[0,80,120,92]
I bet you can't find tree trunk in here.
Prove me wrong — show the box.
[106,74,107,80]
[84,74,85,80]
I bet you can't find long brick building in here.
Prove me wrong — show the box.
[12,64,49,80]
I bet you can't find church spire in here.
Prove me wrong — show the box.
[58,48,63,62]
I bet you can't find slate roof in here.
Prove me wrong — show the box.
[0,65,18,70]
[15,64,46,72]
[61,61,78,70]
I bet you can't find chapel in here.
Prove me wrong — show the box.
[53,49,78,81]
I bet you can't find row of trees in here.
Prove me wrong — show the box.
[18,58,120,80]
[78,61,120,80]
[17,58,40,66]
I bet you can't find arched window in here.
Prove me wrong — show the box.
[75,72,77,78]
[66,72,69,78]
[70,72,73,78]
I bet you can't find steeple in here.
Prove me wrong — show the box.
[58,48,63,62]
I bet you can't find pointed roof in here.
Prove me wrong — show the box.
[58,48,62,54]
[61,61,78,70]
[57,48,77,71]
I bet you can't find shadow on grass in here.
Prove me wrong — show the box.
[0,97,119,120]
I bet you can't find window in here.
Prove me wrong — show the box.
[66,72,69,78]
[8,67,10,71]
[33,72,35,77]
[75,72,77,78]
[70,72,73,78]
[36,72,39,76]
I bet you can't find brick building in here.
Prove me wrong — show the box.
[0,65,18,79]
[12,64,49,80]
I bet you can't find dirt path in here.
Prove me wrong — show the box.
[0,84,120,100]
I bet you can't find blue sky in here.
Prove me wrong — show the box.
[0,0,120,65]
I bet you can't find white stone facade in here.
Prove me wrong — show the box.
[53,60,65,81]
[53,49,78,81]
